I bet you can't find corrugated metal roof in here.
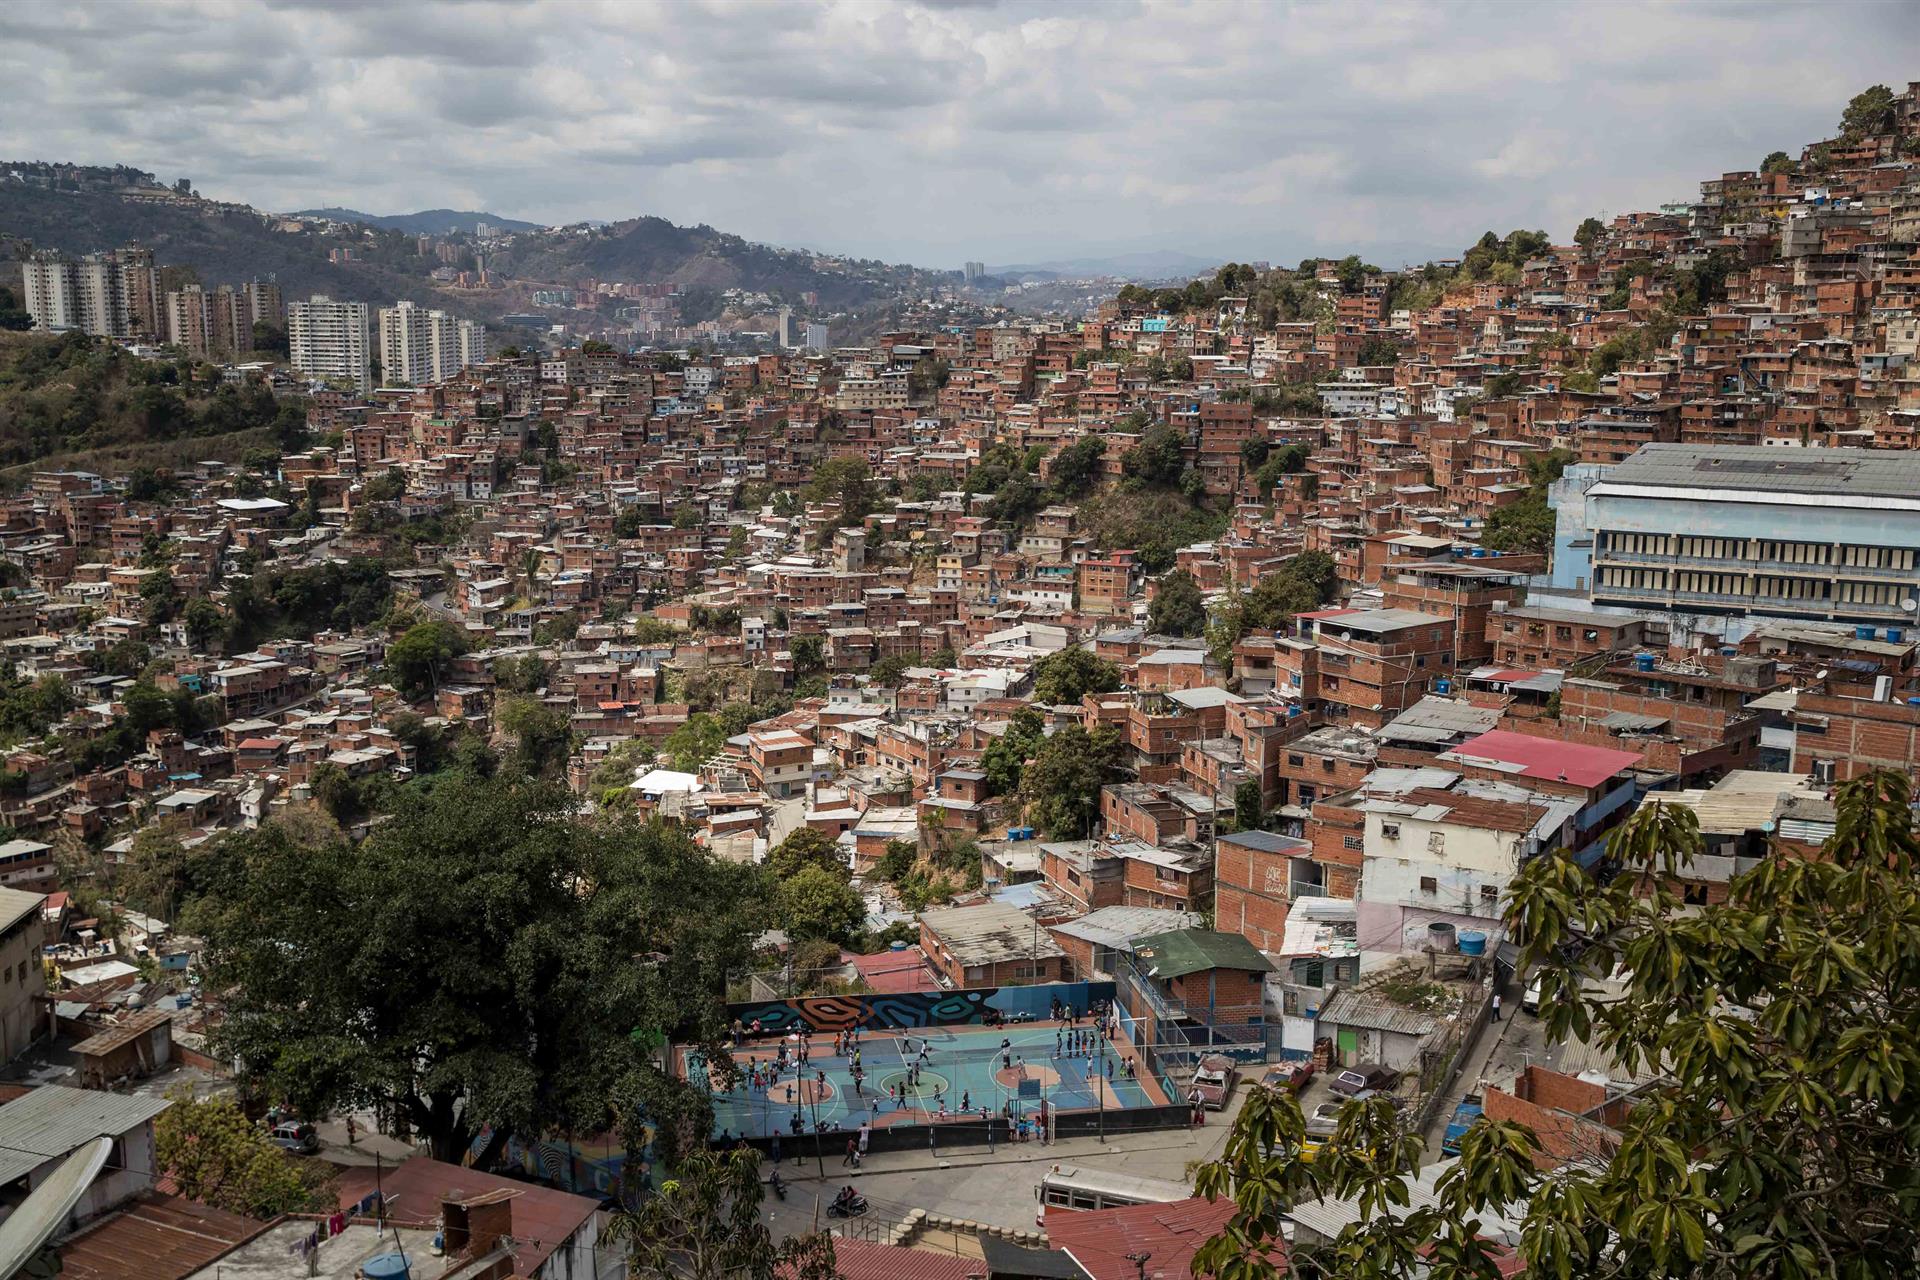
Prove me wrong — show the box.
[1315,990,1442,1038]
[1601,442,1920,501]
[0,1087,172,1185]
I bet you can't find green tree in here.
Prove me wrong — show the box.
[1841,84,1897,138]
[802,457,876,524]
[1031,647,1122,706]
[1760,150,1794,176]
[981,706,1046,798]
[874,838,916,883]
[184,597,229,653]
[1233,779,1263,832]
[1147,568,1207,638]
[662,712,726,772]
[789,634,825,674]
[1049,435,1108,498]
[1194,771,1920,1280]
[122,827,193,922]
[1021,724,1123,839]
[499,695,573,779]
[765,827,846,882]
[1574,215,1606,247]
[869,653,912,687]
[1122,424,1187,488]
[606,1146,836,1280]
[386,620,468,699]
[154,1092,335,1219]
[197,779,765,1168]
[775,864,866,945]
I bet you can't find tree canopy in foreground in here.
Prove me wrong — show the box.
[1195,770,1920,1279]
[195,776,764,1169]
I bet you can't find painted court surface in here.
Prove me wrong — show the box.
[684,1021,1172,1139]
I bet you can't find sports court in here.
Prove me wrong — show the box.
[684,1020,1173,1140]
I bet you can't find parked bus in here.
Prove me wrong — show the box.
[1035,1165,1190,1223]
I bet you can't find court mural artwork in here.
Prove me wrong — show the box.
[685,981,1186,1141]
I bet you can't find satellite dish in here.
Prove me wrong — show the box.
[1903,599,1918,613]
[0,1137,112,1278]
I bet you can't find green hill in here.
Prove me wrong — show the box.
[0,330,303,478]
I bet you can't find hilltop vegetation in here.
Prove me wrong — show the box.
[0,331,305,472]
[489,215,945,307]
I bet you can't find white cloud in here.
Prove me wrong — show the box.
[0,0,1912,267]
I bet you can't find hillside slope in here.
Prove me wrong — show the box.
[0,183,472,313]
[292,207,542,235]
[0,330,303,475]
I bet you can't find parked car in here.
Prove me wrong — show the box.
[1260,1060,1315,1093]
[1191,1054,1239,1110]
[268,1121,318,1155]
[1304,1100,1345,1138]
[1327,1062,1400,1100]
[1441,1095,1484,1156]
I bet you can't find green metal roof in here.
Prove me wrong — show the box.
[1130,928,1275,978]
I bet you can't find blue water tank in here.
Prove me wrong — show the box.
[1287,705,1302,719]
[1634,653,1655,672]
[1470,548,1485,558]
[890,939,909,952]
[1908,698,1920,708]
[1457,930,1488,957]
[1435,679,1452,694]
[1856,626,1876,640]
[1890,629,1906,643]
[363,1254,412,1280]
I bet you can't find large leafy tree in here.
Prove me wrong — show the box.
[1031,646,1122,706]
[1021,724,1124,839]
[982,706,1046,797]
[1195,771,1920,1279]
[764,826,845,882]
[1148,568,1208,638]
[195,777,765,1168]
[386,619,468,700]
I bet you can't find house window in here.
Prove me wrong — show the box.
[1343,835,1363,851]
[1480,885,1498,904]
[1427,831,1446,853]
[1381,822,1401,839]
[1419,876,1438,894]
[1287,754,1304,767]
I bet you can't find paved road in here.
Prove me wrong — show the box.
[760,1086,1249,1242]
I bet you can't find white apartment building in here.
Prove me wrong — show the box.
[288,295,371,392]
[21,249,159,338]
[378,300,485,386]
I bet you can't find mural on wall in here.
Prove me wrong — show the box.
[728,981,1118,1034]
[475,1126,657,1207]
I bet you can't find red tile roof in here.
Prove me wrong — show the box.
[1447,729,1642,789]
[333,1155,601,1276]
[1044,1196,1280,1280]
[850,945,940,993]
[778,1238,982,1280]
[57,1191,269,1280]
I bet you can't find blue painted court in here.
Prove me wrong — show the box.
[683,1020,1172,1140]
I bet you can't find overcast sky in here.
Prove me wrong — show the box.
[1,0,1914,270]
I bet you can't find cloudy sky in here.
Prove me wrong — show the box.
[1,0,1914,270]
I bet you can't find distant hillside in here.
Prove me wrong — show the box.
[991,249,1226,281]
[0,181,481,315]
[0,177,945,317]
[0,330,300,478]
[489,216,947,308]
[292,207,542,235]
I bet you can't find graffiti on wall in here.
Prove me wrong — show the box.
[727,981,1118,1034]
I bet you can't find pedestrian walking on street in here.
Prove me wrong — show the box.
[843,1137,857,1167]
[1491,993,1503,1023]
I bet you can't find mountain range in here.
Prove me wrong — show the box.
[290,207,544,236]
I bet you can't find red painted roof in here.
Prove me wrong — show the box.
[779,1238,981,1280]
[850,946,940,994]
[1045,1196,1280,1280]
[333,1156,601,1276]
[1297,608,1363,621]
[1448,729,1642,788]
